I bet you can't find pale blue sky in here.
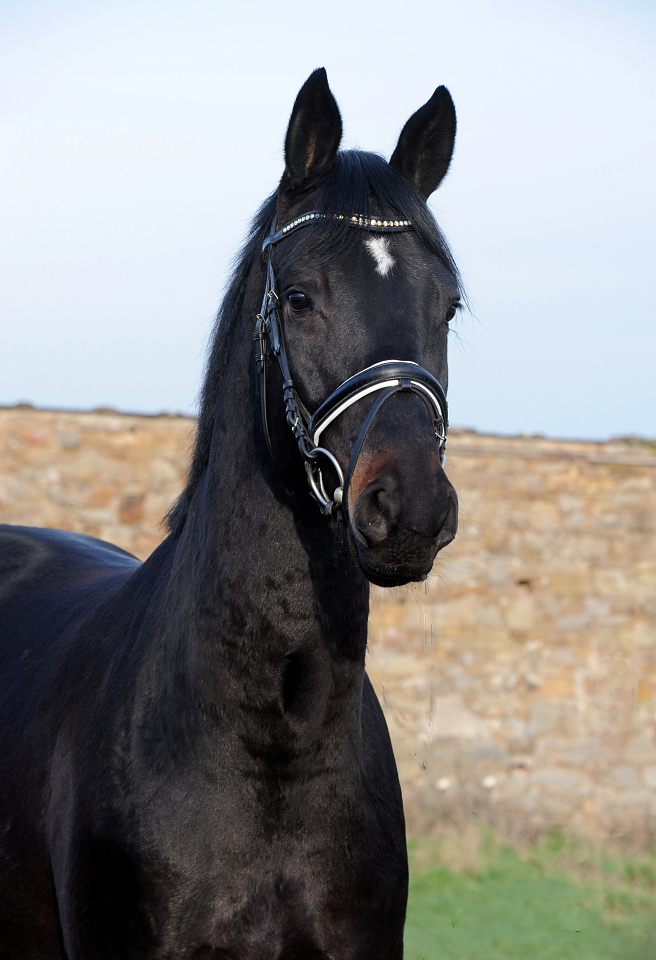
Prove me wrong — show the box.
[1,0,654,439]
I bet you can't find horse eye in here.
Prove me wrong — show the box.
[288,292,311,313]
[445,302,460,323]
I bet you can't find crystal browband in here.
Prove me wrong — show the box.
[262,211,413,256]
[283,213,412,232]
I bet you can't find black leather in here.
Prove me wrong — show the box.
[262,211,414,258]
[309,360,448,440]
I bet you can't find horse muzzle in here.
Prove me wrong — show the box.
[343,397,458,587]
[302,360,457,587]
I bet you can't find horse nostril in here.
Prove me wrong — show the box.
[354,478,401,546]
[376,487,402,529]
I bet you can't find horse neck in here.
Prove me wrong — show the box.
[157,259,370,723]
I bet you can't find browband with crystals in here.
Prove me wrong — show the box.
[262,212,413,258]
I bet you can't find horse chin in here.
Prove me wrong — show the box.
[347,527,439,589]
[357,559,428,589]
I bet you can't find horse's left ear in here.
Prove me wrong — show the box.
[279,68,342,210]
[389,86,456,200]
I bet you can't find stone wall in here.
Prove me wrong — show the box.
[367,431,656,843]
[1,406,655,842]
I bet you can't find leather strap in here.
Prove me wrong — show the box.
[309,360,447,447]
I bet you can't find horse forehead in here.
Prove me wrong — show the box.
[363,235,446,291]
[281,232,450,299]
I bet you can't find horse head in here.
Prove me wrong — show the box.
[257,68,460,588]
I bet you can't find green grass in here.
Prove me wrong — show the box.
[404,829,656,960]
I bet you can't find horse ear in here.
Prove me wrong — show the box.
[389,86,456,200]
[280,68,342,199]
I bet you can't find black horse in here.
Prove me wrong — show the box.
[0,69,461,958]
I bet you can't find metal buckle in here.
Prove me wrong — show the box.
[305,447,345,515]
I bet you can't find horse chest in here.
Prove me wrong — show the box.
[68,775,395,958]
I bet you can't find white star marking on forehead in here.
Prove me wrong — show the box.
[366,236,395,277]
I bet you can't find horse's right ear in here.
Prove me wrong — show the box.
[279,69,342,208]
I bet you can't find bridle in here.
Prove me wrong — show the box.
[253,211,449,523]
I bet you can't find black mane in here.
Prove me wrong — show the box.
[167,150,461,535]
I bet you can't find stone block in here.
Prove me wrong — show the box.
[466,740,509,764]
[538,677,574,699]
[607,766,643,790]
[551,567,592,597]
[119,494,145,524]
[625,734,656,765]
[505,592,536,633]
[536,737,602,767]
[530,502,560,531]
[430,695,487,740]
[530,767,591,797]
[528,699,564,737]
